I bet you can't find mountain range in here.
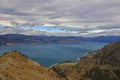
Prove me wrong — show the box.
[0,34,120,46]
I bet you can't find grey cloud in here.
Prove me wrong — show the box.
[0,0,120,24]
[0,0,120,36]
[85,29,120,37]
[0,8,30,16]
[98,24,120,30]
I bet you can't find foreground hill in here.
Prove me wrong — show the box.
[0,34,120,45]
[52,41,120,80]
[0,41,120,80]
[0,50,63,80]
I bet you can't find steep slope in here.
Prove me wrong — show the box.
[0,50,63,80]
[52,41,120,80]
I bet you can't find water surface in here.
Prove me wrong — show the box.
[0,42,107,66]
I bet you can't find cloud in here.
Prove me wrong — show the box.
[0,24,119,37]
[0,0,120,36]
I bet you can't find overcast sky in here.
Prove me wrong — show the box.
[0,0,120,36]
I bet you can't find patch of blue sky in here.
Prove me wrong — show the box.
[0,24,4,28]
[60,26,80,31]
[21,26,32,30]
[20,25,77,33]
[86,26,99,31]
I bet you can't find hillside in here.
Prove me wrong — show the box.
[52,41,120,80]
[0,50,63,80]
[0,41,120,80]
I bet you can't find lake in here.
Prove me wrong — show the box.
[0,42,107,66]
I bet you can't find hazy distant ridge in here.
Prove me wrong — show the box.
[0,34,120,45]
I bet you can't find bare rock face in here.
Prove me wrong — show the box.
[0,50,63,80]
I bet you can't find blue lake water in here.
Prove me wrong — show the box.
[0,42,107,66]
